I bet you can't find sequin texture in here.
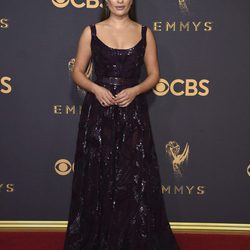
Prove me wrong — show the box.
[63,23,180,250]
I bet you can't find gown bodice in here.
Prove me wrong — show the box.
[89,23,147,87]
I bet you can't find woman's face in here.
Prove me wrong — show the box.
[105,0,133,17]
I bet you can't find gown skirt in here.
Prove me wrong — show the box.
[63,23,180,250]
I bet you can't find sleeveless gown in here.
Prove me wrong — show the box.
[63,23,180,250]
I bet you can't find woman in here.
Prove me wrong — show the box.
[64,0,180,249]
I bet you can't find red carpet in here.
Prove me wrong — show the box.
[0,232,249,250]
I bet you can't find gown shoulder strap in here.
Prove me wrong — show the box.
[90,24,96,37]
[142,25,147,44]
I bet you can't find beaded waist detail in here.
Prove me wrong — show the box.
[96,76,138,86]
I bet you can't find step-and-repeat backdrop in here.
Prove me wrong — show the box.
[1,0,249,226]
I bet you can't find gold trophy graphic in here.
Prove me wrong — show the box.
[165,141,190,177]
[178,0,190,13]
[68,57,93,99]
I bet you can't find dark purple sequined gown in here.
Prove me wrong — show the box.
[63,23,180,250]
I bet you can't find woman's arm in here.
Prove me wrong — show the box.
[133,27,160,95]
[72,26,116,106]
[71,26,98,94]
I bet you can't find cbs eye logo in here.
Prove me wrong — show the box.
[153,78,210,96]
[0,76,12,94]
[247,164,250,177]
[52,0,102,8]
[55,159,74,176]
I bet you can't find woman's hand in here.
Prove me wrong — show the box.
[93,84,116,107]
[114,87,138,107]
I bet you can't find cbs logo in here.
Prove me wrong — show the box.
[247,164,250,177]
[55,159,74,176]
[153,78,209,96]
[0,18,9,29]
[1,76,12,94]
[52,0,102,8]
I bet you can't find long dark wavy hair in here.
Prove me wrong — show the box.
[100,0,137,21]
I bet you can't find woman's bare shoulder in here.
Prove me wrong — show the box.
[127,21,145,30]
[77,24,92,44]
[132,21,144,27]
[94,20,108,28]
